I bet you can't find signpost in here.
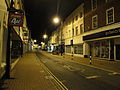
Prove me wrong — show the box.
[6,8,24,78]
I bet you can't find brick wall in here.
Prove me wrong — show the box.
[84,0,120,32]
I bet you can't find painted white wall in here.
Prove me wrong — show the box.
[0,0,8,78]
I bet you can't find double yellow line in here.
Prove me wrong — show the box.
[35,53,68,90]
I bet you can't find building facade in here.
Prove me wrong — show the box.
[49,0,120,60]
[83,0,120,60]
[63,3,84,57]
[0,0,9,78]
[0,0,30,78]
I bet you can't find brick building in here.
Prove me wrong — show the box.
[83,0,120,60]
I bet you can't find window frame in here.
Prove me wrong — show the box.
[92,15,98,29]
[91,0,97,10]
[80,24,83,34]
[106,7,114,25]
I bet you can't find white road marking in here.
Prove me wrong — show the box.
[86,75,101,79]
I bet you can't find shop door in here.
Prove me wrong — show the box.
[116,45,120,60]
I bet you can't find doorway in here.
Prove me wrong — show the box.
[116,45,120,60]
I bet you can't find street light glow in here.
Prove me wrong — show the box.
[43,34,47,39]
[53,17,60,24]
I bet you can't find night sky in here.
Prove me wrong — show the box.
[23,0,83,43]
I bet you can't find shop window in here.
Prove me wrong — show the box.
[74,44,83,54]
[66,45,71,53]
[106,7,114,24]
[92,15,98,29]
[101,40,109,58]
[93,42,100,57]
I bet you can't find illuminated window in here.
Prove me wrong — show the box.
[106,7,114,24]
[92,15,98,29]
[91,0,97,10]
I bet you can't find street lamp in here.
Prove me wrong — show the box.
[53,16,60,24]
[53,17,63,56]
[43,34,48,39]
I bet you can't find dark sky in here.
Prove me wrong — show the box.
[23,0,83,43]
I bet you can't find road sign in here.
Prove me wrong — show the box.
[8,13,24,27]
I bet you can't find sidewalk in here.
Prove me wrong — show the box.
[0,52,63,90]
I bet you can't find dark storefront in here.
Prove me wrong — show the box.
[83,27,120,60]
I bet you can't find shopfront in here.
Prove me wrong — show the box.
[73,44,83,55]
[89,40,109,59]
[83,27,120,60]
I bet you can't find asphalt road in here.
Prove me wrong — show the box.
[36,51,120,90]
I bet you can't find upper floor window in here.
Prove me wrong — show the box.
[80,24,84,34]
[106,7,114,24]
[92,15,98,29]
[91,0,97,10]
[75,26,78,35]
[72,28,74,36]
[75,15,78,21]
[80,12,83,18]
[72,18,74,23]
[69,30,71,37]
[106,0,112,3]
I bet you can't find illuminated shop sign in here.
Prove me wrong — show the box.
[83,27,120,41]
[8,13,24,27]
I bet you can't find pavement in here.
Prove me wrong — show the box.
[0,52,65,90]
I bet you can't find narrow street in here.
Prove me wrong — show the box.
[36,50,120,90]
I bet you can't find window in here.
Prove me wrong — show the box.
[75,15,78,21]
[72,28,74,36]
[74,44,83,54]
[72,18,74,23]
[106,7,114,24]
[92,15,98,29]
[91,0,97,10]
[69,30,70,37]
[80,12,82,18]
[75,26,78,35]
[80,24,84,34]
[106,0,112,3]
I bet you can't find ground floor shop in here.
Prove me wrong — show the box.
[83,26,120,60]
[65,44,83,57]
[84,38,120,60]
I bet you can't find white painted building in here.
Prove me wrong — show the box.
[63,3,84,57]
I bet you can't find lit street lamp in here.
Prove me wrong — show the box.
[53,16,63,56]
[43,34,48,39]
[53,16,60,24]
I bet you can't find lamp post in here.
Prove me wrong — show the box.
[53,16,63,56]
[43,34,48,50]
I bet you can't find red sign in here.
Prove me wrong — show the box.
[8,13,24,27]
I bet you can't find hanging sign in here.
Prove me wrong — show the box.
[8,13,24,27]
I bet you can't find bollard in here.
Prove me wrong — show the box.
[89,56,92,64]
[71,52,73,60]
